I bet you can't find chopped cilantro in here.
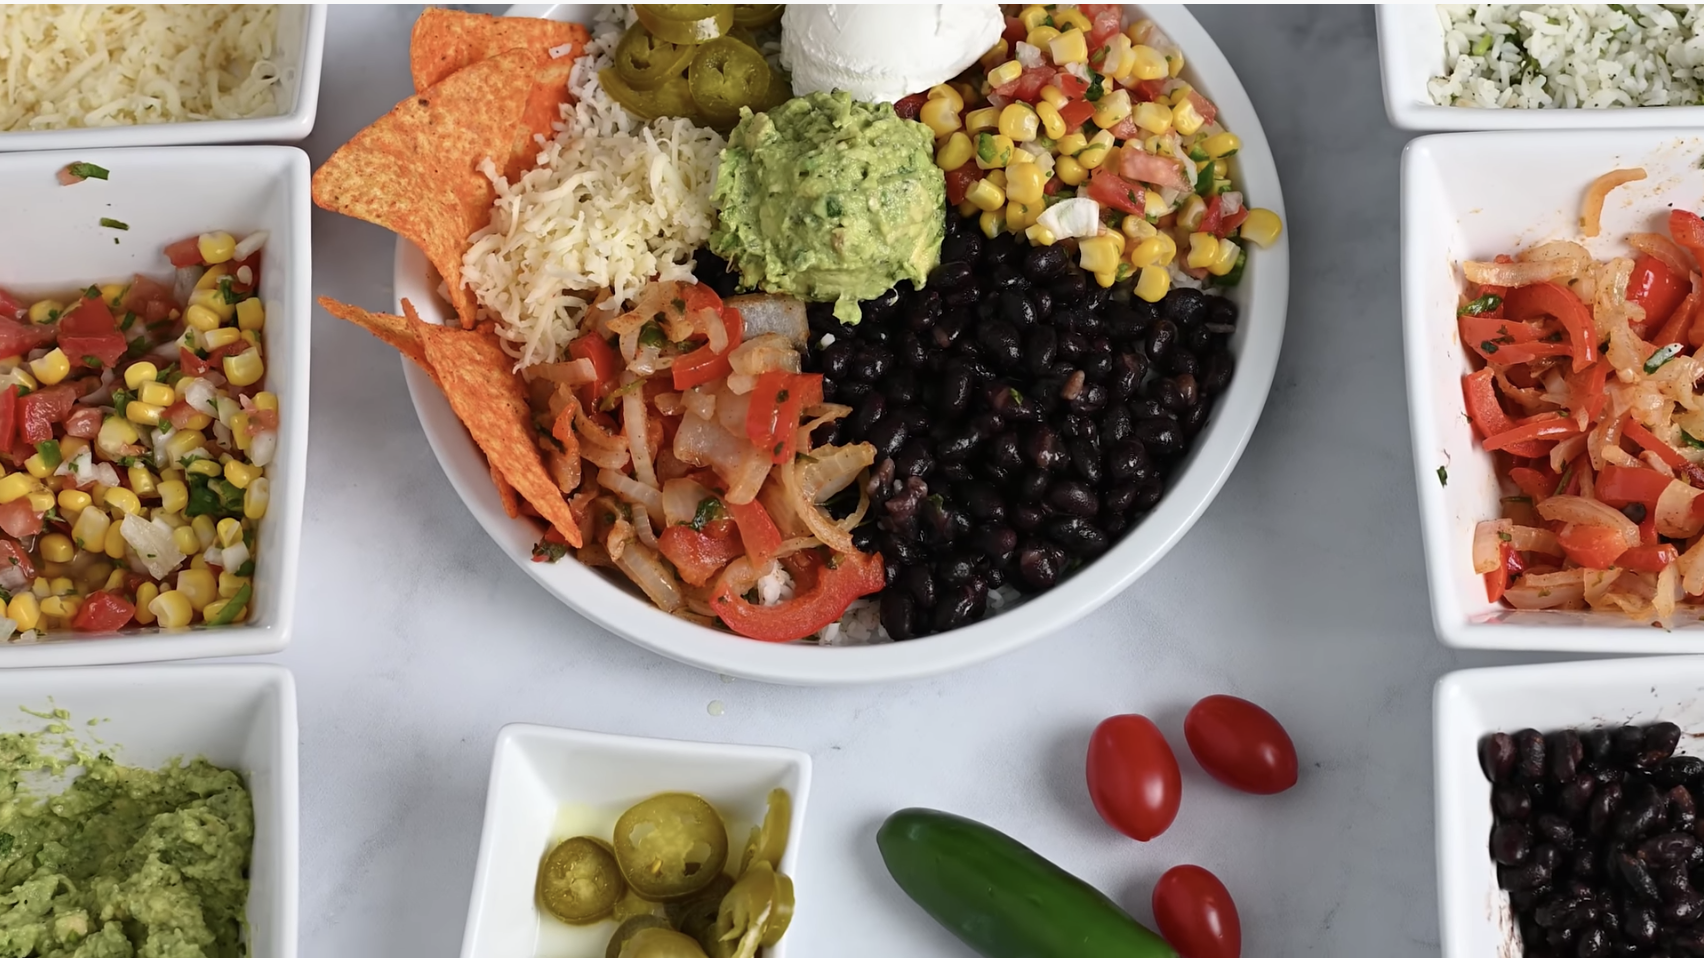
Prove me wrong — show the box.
[1554,462,1575,496]
[637,321,667,350]
[99,217,128,231]
[531,539,569,563]
[1683,429,1704,450]
[66,162,108,181]
[1085,73,1104,101]
[1646,342,1684,374]
[119,311,136,331]
[236,559,255,577]
[689,497,726,532]
[80,355,100,368]
[83,285,99,299]
[218,275,243,305]
[1481,340,1500,354]
[1206,249,1247,288]
[1471,33,1494,56]
[34,441,59,470]
[1437,465,1449,486]
[185,473,244,520]
[1459,293,1502,316]
[111,389,131,417]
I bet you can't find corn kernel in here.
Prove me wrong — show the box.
[1103,34,1135,80]
[198,231,236,265]
[1077,143,1111,171]
[122,362,158,391]
[1005,200,1040,232]
[1048,28,1089,65]
[1208,237,1242,277]
[1026,25,1061,49]
[132,583,159,625]
[22,455,50,480]
[1202,132,1242,159]
[217,571,249,599]
[919,96,962,138]
[236,298,266,331]
[133,381,173,409]
[965,107,1001,137]
[974,132,1014,170]
[225,460,261,491]
[1034,100,1067,140]
[1056,131,1088,156]
[1079,235,1122,274]
[71,506,109,553]
[1120,214,1158,242]
[965,177,1006,213]
[1153,232,1178,266]
[979,38,1009,70]
[1241,208,1283,248]
[1131,42,1168,80]
[125,401,162,426]
[186,459,222,478]
[0,474,33,506]
[104,487,142,516]
[29,349,69,387]
[240,331,259,350]
[128,466,157,498]
[177,568,216,611]
[1171,97,1205,136]
[1005,162,1047,205]
[1178,193,1208,231]
[978,210,1002,238]
[1091,89,1133,130]
[172,525,200,556]
[936,132,974,171]
[253,391,279,413]
[164,431,206,466]
[1133,101,1173,136]
[189,515,215,550]
[1135,265,1171,303]
[1186,232,1220,270]
[1166,49,1186,77]
[1055,154,1087,186]
[1094,269,1118,289]
[96,285,125,311]
[1006,148,1034,166]
[190,555,208,572]
[985,169,1006,190]
[36,533,72,564]
[27,300,63,325]
[184,303,224,334]
[39,596,67,619]
[203,329,243,354]
[213,517,242,549]
[6,593,38,631]
[187,288,234,322]
[997,103,1039,142]
[194,263,229,291]
[1057,6,1093,31]
[1038,84,1069,109]
[926,82,964,112]
[149,590,193,629]
[1025,224,1057,246]
[101,568,124,592]
[223,349,264,388]
[987,59,1023,88]
[103,521,126,559]
[1018,3,1049,30]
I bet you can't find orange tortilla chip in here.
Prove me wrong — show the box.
[417,320,582,548]
[490,462,521,519]
[317,296,431,374]
[311,49,534,329]
[409,9,589,180]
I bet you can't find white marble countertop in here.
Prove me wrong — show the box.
[278,5,1549,955]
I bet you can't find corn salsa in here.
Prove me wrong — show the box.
[0,229,274,639]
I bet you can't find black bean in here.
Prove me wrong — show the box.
[852,390,886,435]
[1023,244,1070,281]
[1561,775,1597,817]
[932,308,967,348]
[1016,542,1065,591]
[992,263,1028,292]
[1674,928,1704,954]
[985,233,1019,266]
[1011,504,1046,533]
[1068,436,1103,485]
[1067,383,1108,416]
[1484,732,1519,782]
[1494,821,1534,865]
[1166,349,1200,378]
[1146,319,1178,362]
[1625,904,1660,944]
[880,531,926,568]
[997,290,1038,330]
[1673,785,1699,831]
[837,379,872,402]
[1109,352,1145,400]
[936,554,976,586]
[1058,413,1094,440]
[880,590,917,641]
[1590,782,1623,836]
[1613,726,1647,763]
[1100,404,1133,446]
[973,524,1018,565]
[1047,516,1109,556]
[868,416,909,460]
[1134,419,1183,458]
[1134,479,1165,512]
[1186,323,1213,354]
[1622,502,1649,524]
[1161,287,1210,327]
[932,260,974,290]
[819,341,854,379]
[1657,756,1704,787]
[1129,398,1170,421]
[1180,401,1211,436]
[1202,351,1235,394]
[1083,350,1114,384]
[1050,269,1087,304]
[1029,288,1053,320]
[978,319,1022,370]
[1666,891,1704,924]
[1575,924,1609,958]
[1615,785,1666,842]
[1551,730,1584,784]
[1153,376,1186,412]
[1583,727,1615,763]
[1205,294,1238,328]
[960,481,1007,522]
[933,580,988,632]
[1638,833,1698,869]
[1107,440,1150,484]
[1023,426,1066,471]
[990,432,1024,473]
[936,364,973,416]
[1642,722,1683,767]
[1047,480,1099,517]
[1017,469,1049,502]
[1614,850,1662,901]
[900,565,937,609]
[941,230,982,266]
[1104,484,1139,516]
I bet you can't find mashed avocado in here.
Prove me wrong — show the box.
[0,712,253,958]
[710,90,946,323]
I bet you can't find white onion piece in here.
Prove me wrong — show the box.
[726,295,809,349]
[580,443,630,470]
[1505,570,1587,609]
[779,458,856,554]
[684,388,716,421]
[652,392,684,417]
[623,389,656,489]
[0,565,28,595]
[233,230,269,261]
[121,513,185,580]
[631,507,658,549]
[1014,40,1044,68]
[0,617,17,642]
[1539,495,1641,548]
[728,334,800,378]
[598,467,663,528]
[1036,198,1101,240]
[724,373,757,395]
[717,388,752,438]
[798,443,875,503]
[663,478,714,528]
[1510,526,1563,556]
[1656,479,1704,539]
[1473,519,1511,574]
[183,377,218,416]
[1657,561,1681,622]
[722,446,772,506]
[612,542,683,612]
[532,358,597,386]
[674,414,745,471]
[1463,259,1575,287]
[248,431,277,469]
[221,542,250,575]
[174,266,204,305]
[1680,536,1704,596]
[575,407,628,450]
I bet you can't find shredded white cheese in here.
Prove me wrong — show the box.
[461,10,724,369]
[0,4,283,132]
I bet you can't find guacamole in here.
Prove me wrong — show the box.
[709,90,946,323]
[0,712,253,958]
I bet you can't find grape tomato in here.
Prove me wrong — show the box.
[1153,864,1241,958]
[1085,714,1182,842]
[1183,695,1298,795]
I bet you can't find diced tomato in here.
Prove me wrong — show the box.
[711,549,885,642]
[1482,414,1581,453]
[725,499,782,565]
[671,306,745,391]
[1508,466,1555,502]
[1085,5,1125,52]
[1002,15,1028,45]
[0,317,57,361]
[179,346,209,377]
[568,332,622,402]
[894,92,927,121]
[1218,206,1250,238]
[1671,210,1704,264]
[0,540,34,583]
[1086,169,1146,215]
[0,386,18,453]
[1619,543,1680,574]
[56,294,128,369]
[17,384,75,445]
[228,253,261,294]
[658,524,746,588]
[1200,195,1227,235]
[71,590,136,632]
[164,402,201,430]
[1185,90,1217,127]
[1054,73,1089,99]
[1057,99,1096,133]
[1629,254,1690,330]
[944,163,983,207]
[997,66,1057,103]
[1505,281,1596,372]
[1106,116,1142,141]
[1597,463,1672,508]
[250,408,280,433]
[1044,176,1062,196]
[121,274,177,327]
[0,499,41,539]
[164,235,203,268]
[0,289,23,323]
[1117,148,1190,191]
[1558,523,1630,570]
[62,407,101,439]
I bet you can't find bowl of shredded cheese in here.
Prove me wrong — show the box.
[0,4,326,151]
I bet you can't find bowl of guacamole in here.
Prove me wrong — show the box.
[710,90,946,324]
[0,666,296,958]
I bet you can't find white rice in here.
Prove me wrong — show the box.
[1428,4,1704,109]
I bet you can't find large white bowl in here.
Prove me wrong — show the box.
[1378,4,1704,130]
[0,146,311,665]
[0,5,327,152]
[0,664,299,958]
[459,724,809,958]
[1403,129,1704,653]
[1434,657,1704,958]
[394,3,1289,684]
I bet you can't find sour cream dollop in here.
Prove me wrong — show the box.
[780,4,1005,104]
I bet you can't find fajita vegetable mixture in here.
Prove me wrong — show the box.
[314,3,1282,646]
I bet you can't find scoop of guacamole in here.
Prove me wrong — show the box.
[710,90,946,324]
[0,714,253,958]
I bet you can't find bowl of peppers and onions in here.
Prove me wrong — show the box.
[902,4,1282,303]
[0,229,274,640]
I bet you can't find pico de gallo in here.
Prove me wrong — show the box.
[524,280,883,642]
[1460,201,1704,622]
[0,229,274,640]
[901,3,1282,303]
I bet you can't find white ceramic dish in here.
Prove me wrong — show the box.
[394,3,1289,684]
[1434,656,1704,958]
[1377,4,1704,131]
[0,5,326,152]
[1403,129,1704,652]
[0,664,298,958]
[0,146,311,665]
[459,724,810,958]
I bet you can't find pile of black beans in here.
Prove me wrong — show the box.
[692,210,1237,640]
[1480,722,1704,957]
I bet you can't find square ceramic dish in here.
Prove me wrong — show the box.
[0,664,299,958]
[1435,657,1704,958]
[0,5,327,151]
[460,724,811,958]
[1403,128,1704,652]
[1378,5,1704,130]
[0,146,310,665]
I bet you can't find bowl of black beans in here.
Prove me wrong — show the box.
[676,199,1288,682]
[1437,657,1704,958]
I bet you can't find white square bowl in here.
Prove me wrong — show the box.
[0,145,311,665]
[1403,128,1704,653]
[0,664,298,958]
[1378,5,1704,130]
[0,5,327,151]
[460,725,811,958]
[1435,657,1704,958]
